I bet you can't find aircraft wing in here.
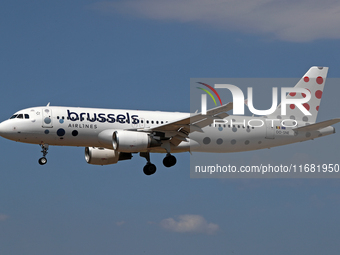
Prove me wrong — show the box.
[293,118,340,132]
[140,102,233,146]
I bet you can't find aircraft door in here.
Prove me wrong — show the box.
[139,118,145,128]
[132,117,145,128]
[42,108,53,128]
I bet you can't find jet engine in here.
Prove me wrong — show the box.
[97,130,161,152]
[85,147,132,165]
[113,130,161,152]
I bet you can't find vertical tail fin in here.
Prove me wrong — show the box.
[267,66,328,123]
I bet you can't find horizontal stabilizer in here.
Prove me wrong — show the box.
[293,118,340,132]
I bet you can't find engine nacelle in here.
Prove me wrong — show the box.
[113,130,158,152]
[85,147,133,165]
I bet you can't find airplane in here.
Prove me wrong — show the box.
[0,66,339,175]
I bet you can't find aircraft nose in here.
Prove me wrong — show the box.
[0,120,14,138]
[0,121,5,136]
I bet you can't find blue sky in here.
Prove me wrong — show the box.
[1,1,340,254]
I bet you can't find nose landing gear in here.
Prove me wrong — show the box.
[38,144,49,165]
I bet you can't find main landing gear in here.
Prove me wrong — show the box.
[163,153,177,168]
[140,152,157,175]
[140,152,177,176]
[38,144,49,165]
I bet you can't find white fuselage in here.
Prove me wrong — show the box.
[0,106,335,154]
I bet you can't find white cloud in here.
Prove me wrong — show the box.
[92,0,340,42]
[160,214,219,234]
[116,221,125,226]
[0,214,9,221]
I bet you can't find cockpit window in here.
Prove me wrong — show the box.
[9,113,30,119]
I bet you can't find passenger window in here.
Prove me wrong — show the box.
[17,114,23,119]
[10,115,17,119]
[24,114,29,119]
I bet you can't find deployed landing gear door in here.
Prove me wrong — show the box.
[42,108,53,128]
